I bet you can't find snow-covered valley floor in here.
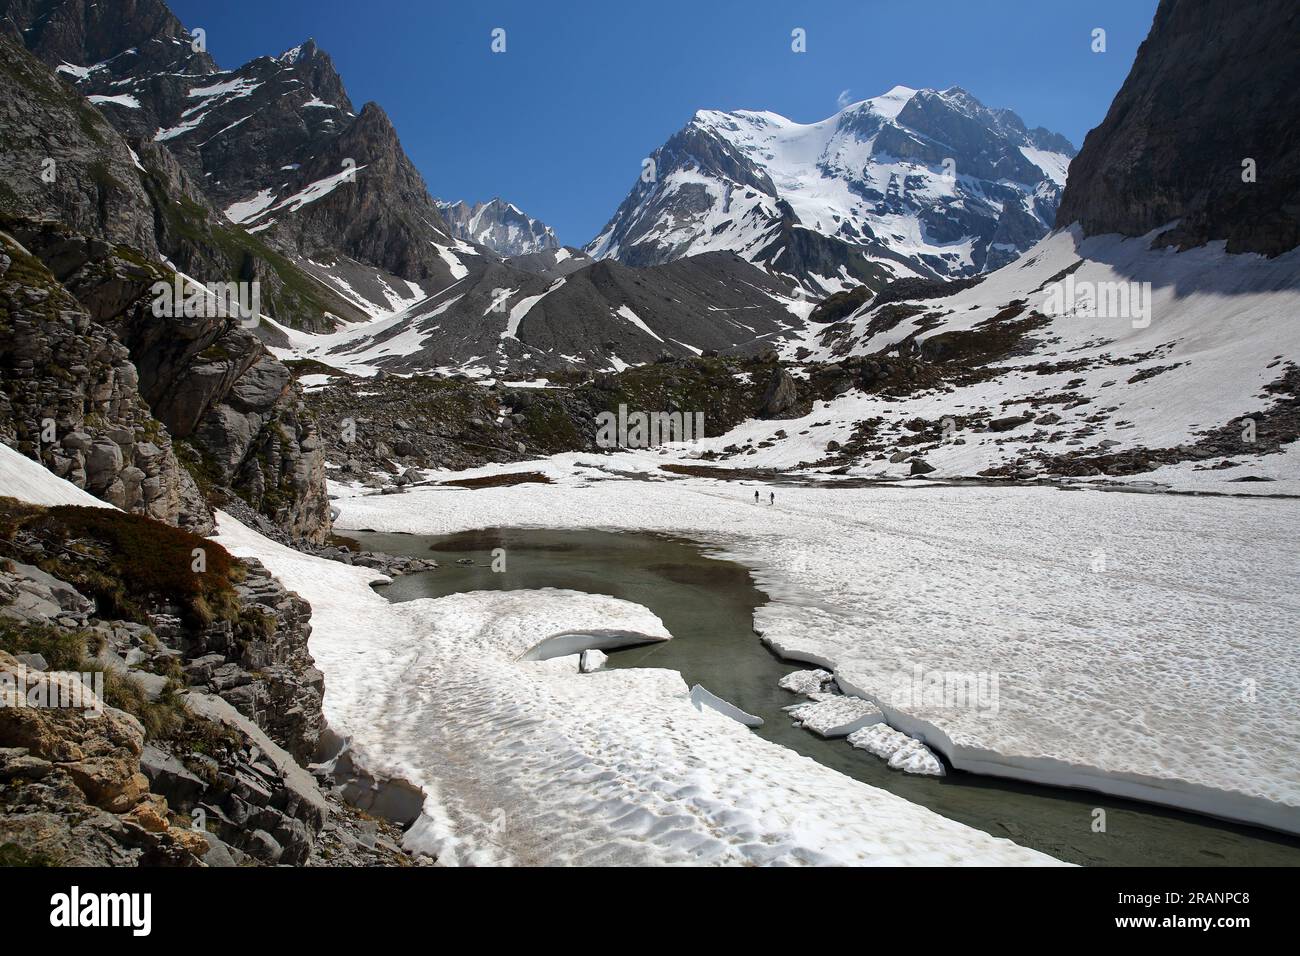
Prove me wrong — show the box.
[7,430,1296,863]
[321,454,1300,844]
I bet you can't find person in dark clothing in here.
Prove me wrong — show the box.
[754,490,759,502]
[769,491,774,505]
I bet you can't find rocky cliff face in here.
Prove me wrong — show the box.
[0,27,158,255]
[1,0,217,82]
[1,0,469,296]
[0,233,212,532]
[1055,0,1300,256]
[0,30,333,542]
[269,100,463,288]
[8,219,332,543]
[0,500,418,866]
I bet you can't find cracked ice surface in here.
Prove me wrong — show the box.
[779,668,835,697]
[334,457,1300,833]
[787,696,883,737]
[214,510,1060,866]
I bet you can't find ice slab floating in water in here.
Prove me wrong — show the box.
[519,628,669,661]
[779,668,835,697]
[848,724,945,777]
[690,684,764,727]
[788,696,884,737]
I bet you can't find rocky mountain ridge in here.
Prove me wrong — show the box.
[278,250,809,379]
[1,0,473,314]
[587,86,1076,296]
[437,198,560,257]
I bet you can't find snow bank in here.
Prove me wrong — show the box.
[0,444,114,509]
[88,93,141,109]
[692,228,1300,482]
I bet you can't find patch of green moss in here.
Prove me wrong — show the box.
[87,160,125,193]
[0,233,72,302]
[198,341,234,362]
[0,34,106,147]
[174,713,242,770]
[0,620,88,672]
[101,669,187,739]
[171,439,225,503]
[0,843,58,867]
[0,497,244,628]
[809,285,872,324]
[518,401,583,450]
[236,609,276,643]
[575,355,765,440]
[0,617,186,740]
[110,244,164,276]
[285,358,340,377]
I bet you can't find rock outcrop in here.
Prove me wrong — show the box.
[759,366,803,418]
[0,650,210,866]
[1056,0,1300,256]
[3,217,331,542]
[0,232,212,531]
[0,29,333,540]
[0,501,419,866]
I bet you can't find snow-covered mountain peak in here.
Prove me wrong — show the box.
[841,84,919,119]
[436,197,560,257]
[588,85,1076,295]
[275,39,321,66]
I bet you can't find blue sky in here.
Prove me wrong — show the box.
[168,0,1159,247]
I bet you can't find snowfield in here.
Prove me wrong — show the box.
[759,226,1300,484]
[213,508,1061,866]
[334,454,1300,836]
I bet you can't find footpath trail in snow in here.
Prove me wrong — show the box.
[335,453,1300,835]
[213,509,1061,866]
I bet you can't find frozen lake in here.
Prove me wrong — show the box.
[352,525,1300,865]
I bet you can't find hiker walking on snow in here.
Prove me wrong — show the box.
[754,489,759,503]
[769,491,774,506]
